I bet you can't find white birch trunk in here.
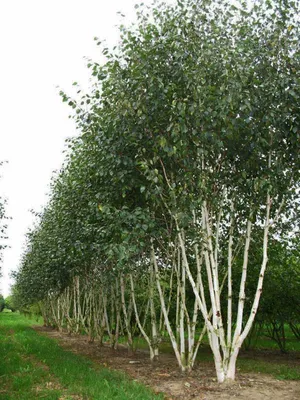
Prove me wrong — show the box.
[129,274,155,360]
[149,264,159,360]
[151,244,184,370]
[120,275,134,352]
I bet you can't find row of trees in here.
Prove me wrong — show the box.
[0,294,16,312]
[0,161,8,277]
[14,0,299,384]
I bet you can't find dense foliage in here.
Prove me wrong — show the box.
[14,0,300,383]
[4,295,17,312]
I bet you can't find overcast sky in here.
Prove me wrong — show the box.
[0,0,175,297]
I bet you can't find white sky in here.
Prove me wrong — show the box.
[0,0,175,297]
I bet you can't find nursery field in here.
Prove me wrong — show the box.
[1,313,300,400]
[9,0,300,389]
[2,1,300,399]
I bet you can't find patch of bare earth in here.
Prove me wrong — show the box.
[34,372,84,399]
[33,326,300,400]
[35,380,63,392]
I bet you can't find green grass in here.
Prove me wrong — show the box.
[0,313,163,399]
[237,357,300,380]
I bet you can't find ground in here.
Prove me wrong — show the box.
[0,314,161,399]
[34,326,300,400]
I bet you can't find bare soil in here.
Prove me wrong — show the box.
[33,326,300,400]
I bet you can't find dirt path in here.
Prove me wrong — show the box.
[34,326,300,400]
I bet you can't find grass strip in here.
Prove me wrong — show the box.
[0,313,163,399]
